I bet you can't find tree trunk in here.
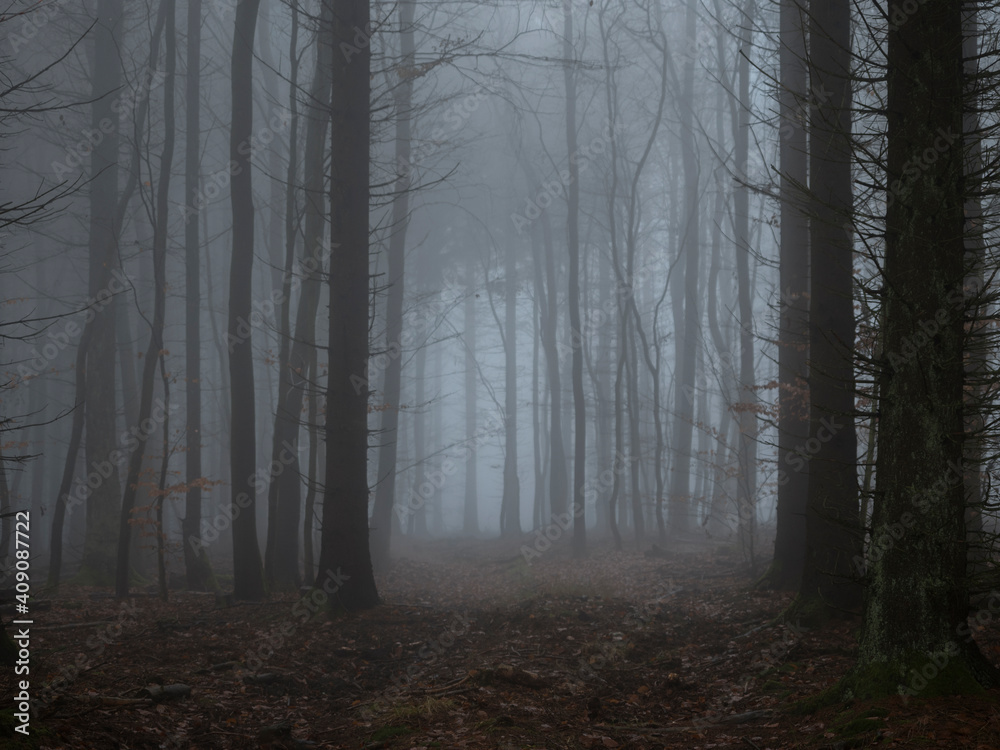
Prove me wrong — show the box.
[80,0,124,585]
[798,0,860,617]
[532,286,544,531]
[115,0,176,599]
[463,252,479,534]
[500,235,521,537]
[767,0,810,591]
[409,336,428,536]
[317,0,379,610]
[371,0,416,567]
[562,0,585,556]
[539,212,567,522]
[261,0,311,591]
[668,0,701,536]
[48,321,91,587]
[228,0,265,601]
[733,0,758,571]
[182,0,214,592]
[295,0,334,589]
[848,0,999,696]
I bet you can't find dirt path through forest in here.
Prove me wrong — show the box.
[4,538,1000,748]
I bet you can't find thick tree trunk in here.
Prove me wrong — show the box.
[849,0,999,696]
[371,0,416,566]
[798,0,860,616]
[261,0,302,590]
[961,6,989,596]
[182,0,214,592]
[767,0,810,591]
[317,0,379,610]
[228,0,265,601]
[80,0,124,585]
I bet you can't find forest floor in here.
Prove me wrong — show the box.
[5,536,1000,749]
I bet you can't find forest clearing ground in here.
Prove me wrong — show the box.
[4,538,1000,749]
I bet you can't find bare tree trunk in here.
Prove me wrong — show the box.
[256,1,287,294]
[539,212,567,522]
[625,333,644,543]
[850,0,999,695]
[262,0,308,591]
[317,0,379,610]
[667,0,702,536]
[80,0,124,585]
[463,252,479,534]
[767,0,810,591]
[295,0,333,589]
[562,0,585,556]
[303,340,318,587]
[532,287,544,532]
[116,0,176,598]
[182,0,214,592]
[48,321,91,587]
[733,0,758,571]
[371,0,416,565]
[798,0,860,616]
[961,4,989,597]
[228,0,265,601]
[410,337,428,536]
[500,235,521,537]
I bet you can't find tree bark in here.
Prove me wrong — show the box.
[500,234,521,537]
[228,0,265,601]
[80,0,124,585]
[371,0,416,567]
[733,0,758,571]
[562,0,585,557]
[668,0,701,535]
[463,252,479,534]
[182,0,214,592]
[849,0,999,696]
[767,0,810,591]
[317,0,379,611]
[115,0,176,599]
[798,0,860,617]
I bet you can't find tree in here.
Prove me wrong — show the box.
[668,0,702,535]
[115,0,176,599]
[765,0,810,591]
[797,0,860,617]
[499,233,521,538]
[295,0,334,588]
[564,0,586,557]
[79,0,124,585]
[317,0,379,611]
[845,0,999,698]
[371,0,417,568]
[182,0,214,592]
[732,0,759,570]
[228,0,265,601]
[463,251,479,535]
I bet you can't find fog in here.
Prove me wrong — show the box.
[0,0,845,594]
